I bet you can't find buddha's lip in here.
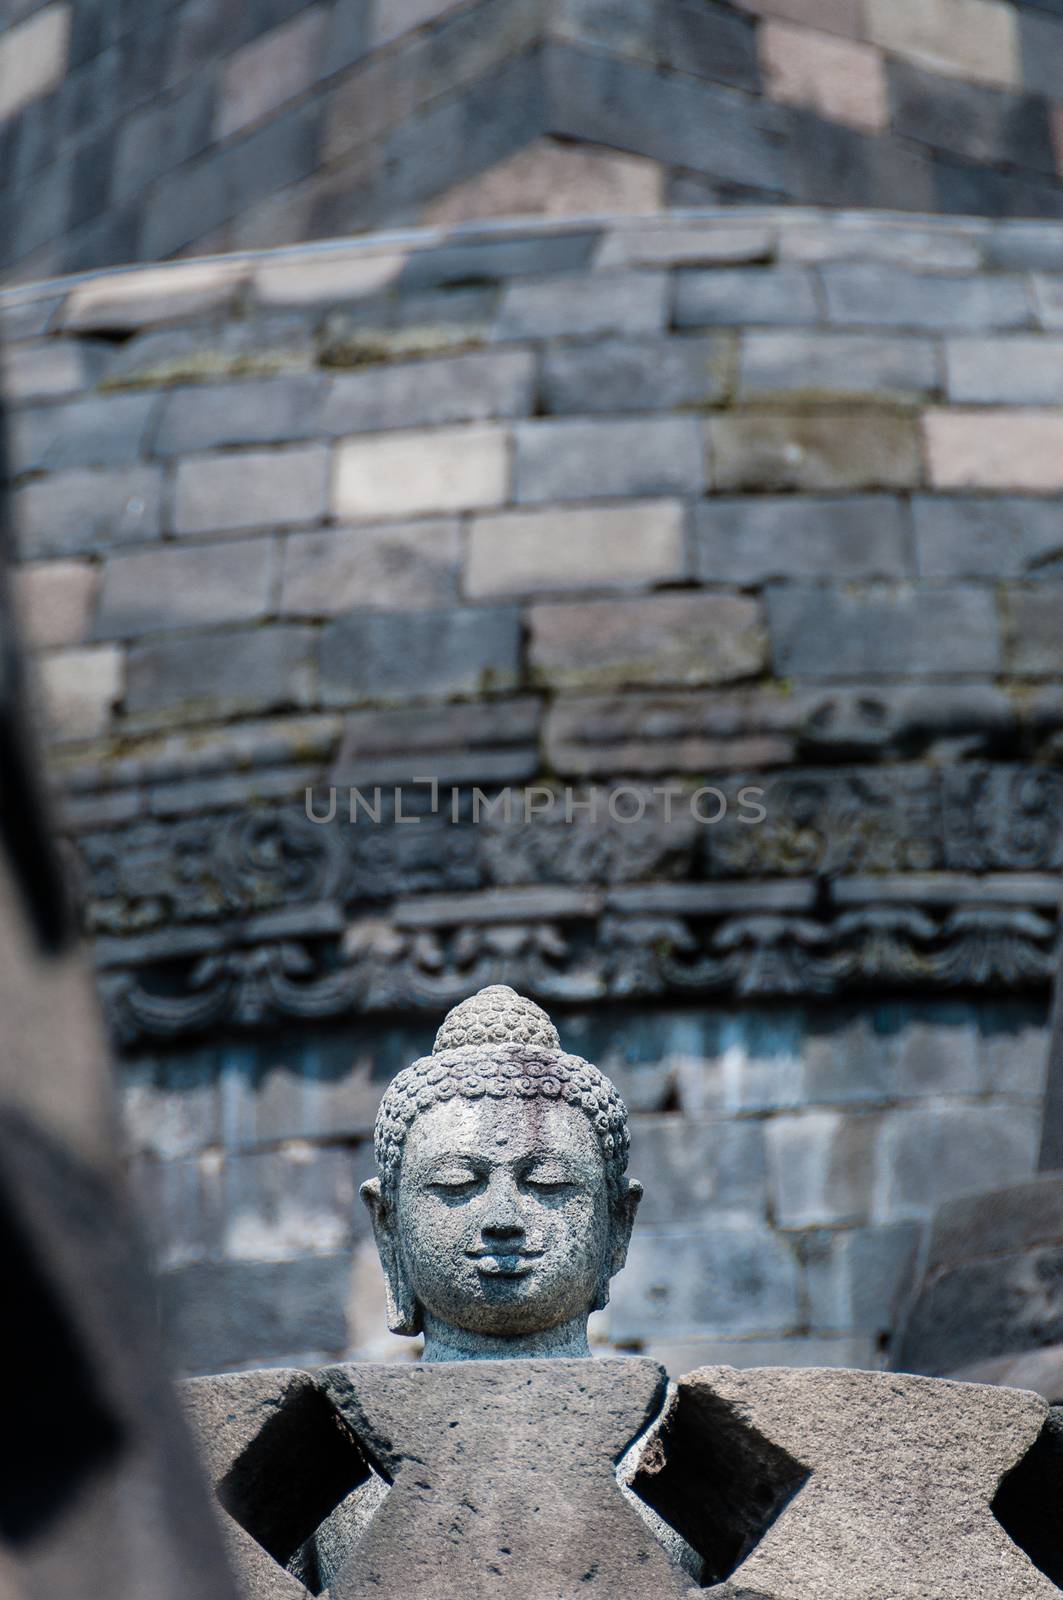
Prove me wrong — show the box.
[469,1248,543,1276]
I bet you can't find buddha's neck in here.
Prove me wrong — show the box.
[420,1312,592,1362]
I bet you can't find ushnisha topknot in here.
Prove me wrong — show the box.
[374,985,630,1203]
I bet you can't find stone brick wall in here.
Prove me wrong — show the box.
[7,0,1063,282]
[2,208,1061,1371]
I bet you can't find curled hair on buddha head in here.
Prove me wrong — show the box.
[373,986,631,1205]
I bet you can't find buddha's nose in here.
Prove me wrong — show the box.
[480,1177,525,1240]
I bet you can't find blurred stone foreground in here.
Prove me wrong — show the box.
[2,0,1063,1429]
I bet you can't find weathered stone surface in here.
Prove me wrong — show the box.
[36,643,122,741]
[319,606,521,705]
[62,262,245,332]
[766,1111,879,1227]
[821,264,1031,330]
[738,331,938,404]
[334,426,509,518]
[767,583,1000,677]
[874,1103,1040,1222]
[914,495,1063,576]
[513,416,704,500]
[164,1258,352,1377]
[530,593,766,689]
[332,698,542,785]
[282,520,462,615]
[612,1227,801,1339]
[675,266,818,327]
[216,8,329,140]
[1,337,93,401]
[644,1366,1055,1597]
[11,391,158,474]
[696,496,911,582]
[322,350,535,436]
[707,410,921,491]
[124,626,318,723]
[421,140,663,228]
[1005,587,1063,676]
[96,539,275,638]
[14,559,97,648]
[946,337,1063,404]
[154,377,329,455]
[760,21,889,131]
[468,501,687,597]
[541,333,733,414]
[495,270,668,339]
[864,0,1021,89]
[174,447,330,535]
[925,409,1063,491]
[316,1358,690,1598]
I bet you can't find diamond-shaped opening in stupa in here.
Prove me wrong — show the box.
[217,1379,388,1594]
[628,1384,810,1587]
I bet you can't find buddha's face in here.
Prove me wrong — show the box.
[393,1095,614,1339]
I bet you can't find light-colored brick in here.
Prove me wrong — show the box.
[14,560,97,649]
[467,501,686,599]
[96,539,275,638]
[864,0,1020,89]
[0,2,71,120]
[174,446,329,535]
[708,411,922,492]
[530,593,766,689]
[62,262,246,333]
[281,519,462,615]
[946,337,1063,404]
[252,250,404,307]
[421,139,664,228]
[216,6,329,139]
[1,339,89,402]
[14,467,163,558]
[36,644,122,742]
[924,408,1063,490]
[760,21,888,131]
[514,416,704,501]
[333,426,509,519]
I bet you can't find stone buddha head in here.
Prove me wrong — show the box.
[361,986,642,1361]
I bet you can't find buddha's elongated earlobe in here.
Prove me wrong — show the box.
[361,1177,422,1336]
[595,1179,643,1309]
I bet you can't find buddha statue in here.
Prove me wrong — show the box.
[361,985,643,1361]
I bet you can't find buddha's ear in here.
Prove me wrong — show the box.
[360,1177,422,1337]
[595,1178,643,1310]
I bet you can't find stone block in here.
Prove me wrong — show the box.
[541,333,733,414]
[14,466,163,558]
[1005,586,1063,676]
[1,338,93,402]
[675,266,819,328]
[543,686,799,774]
[730,0,863,37]
[767,1110,879,1227]
[784,101,939,212]
[633,1117,768,1226]
[890,59,1054,175]
[549,42,789,190]
[767,584,1001,677]
[708,411,921,493]
[495,270,667,339]
[0,2,71,120]
[13,559,97,648]
[36,643,122,741]
[660,1368,1051,1599]
[62,261,244,332]
[739,331,938,404]
[550,0,656,58]
[467,501,687,598]
[1020,7,1063,99]
[174,446,330,535]
[251,250,403,307]
[654,0,758,89]
[159,1255,351,1374]
[0,289,63,343]
[398,230,601,293]
[821,264,1031,330]
[124,626,318,723]
[155,376,330,455]
[946,337,1063,404]
[96,539,276,638]
[319,606,522,706]
[610,1225,801,1338]
[804,1221,922,1337]
[779,216,983,270]
[864,0,1020,89]
[216,6,329,140]
[913,495,1063,577]
[320,351,535,437]
[529,593,766,689]
[761,22,889,131]
[595,219,774,270]
[924,408,1063,491]
[333,698,542,785]
[513,416,704,501]
[101,318,316,392]
[11,391,159,475]
[120,1051,223,1160]
[112,73,216,203]
[873,1103,1040,1222]
[422,137,664,227]
[281,520,462,615]
[372,0,458,46]
[333,426,509,519]
[697,494,911,582]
